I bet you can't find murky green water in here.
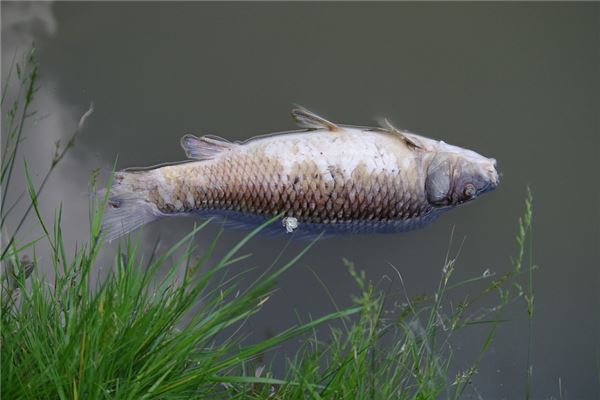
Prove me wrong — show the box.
[2,2,599,397]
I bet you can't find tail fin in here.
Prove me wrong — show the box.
[101,171,160,242]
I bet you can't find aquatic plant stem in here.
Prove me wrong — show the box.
[0,103,93,261]
[0,53,37,213]
[525,189,534,399]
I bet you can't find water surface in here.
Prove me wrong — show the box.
[2,2,599,397]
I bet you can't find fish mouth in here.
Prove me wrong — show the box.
[473,168,499,197]
[485,159,500,192]
[480,170,500,195]
[491,168,501,188]
[478,182,496,196]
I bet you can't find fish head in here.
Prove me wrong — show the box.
[425,142,499,207]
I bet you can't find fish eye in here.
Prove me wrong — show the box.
[463,183,476,198]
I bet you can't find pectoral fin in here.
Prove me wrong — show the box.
[180,134,238,160]
[291,106,341,132]
[378,118,423,150]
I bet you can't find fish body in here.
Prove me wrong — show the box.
[103,107,499,241]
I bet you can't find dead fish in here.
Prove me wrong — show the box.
[102,107,499,241]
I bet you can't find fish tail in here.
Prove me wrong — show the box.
[100,170,160,242]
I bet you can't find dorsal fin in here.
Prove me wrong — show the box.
[180,134,237,160]
[291,106,341,132]
[378,118,423,149]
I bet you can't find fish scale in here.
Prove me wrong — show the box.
[102,107,499,241]
[160,154,428,226]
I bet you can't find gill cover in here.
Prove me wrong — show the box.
[425,153,452,207]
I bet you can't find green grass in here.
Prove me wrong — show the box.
[1,47,536,399]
